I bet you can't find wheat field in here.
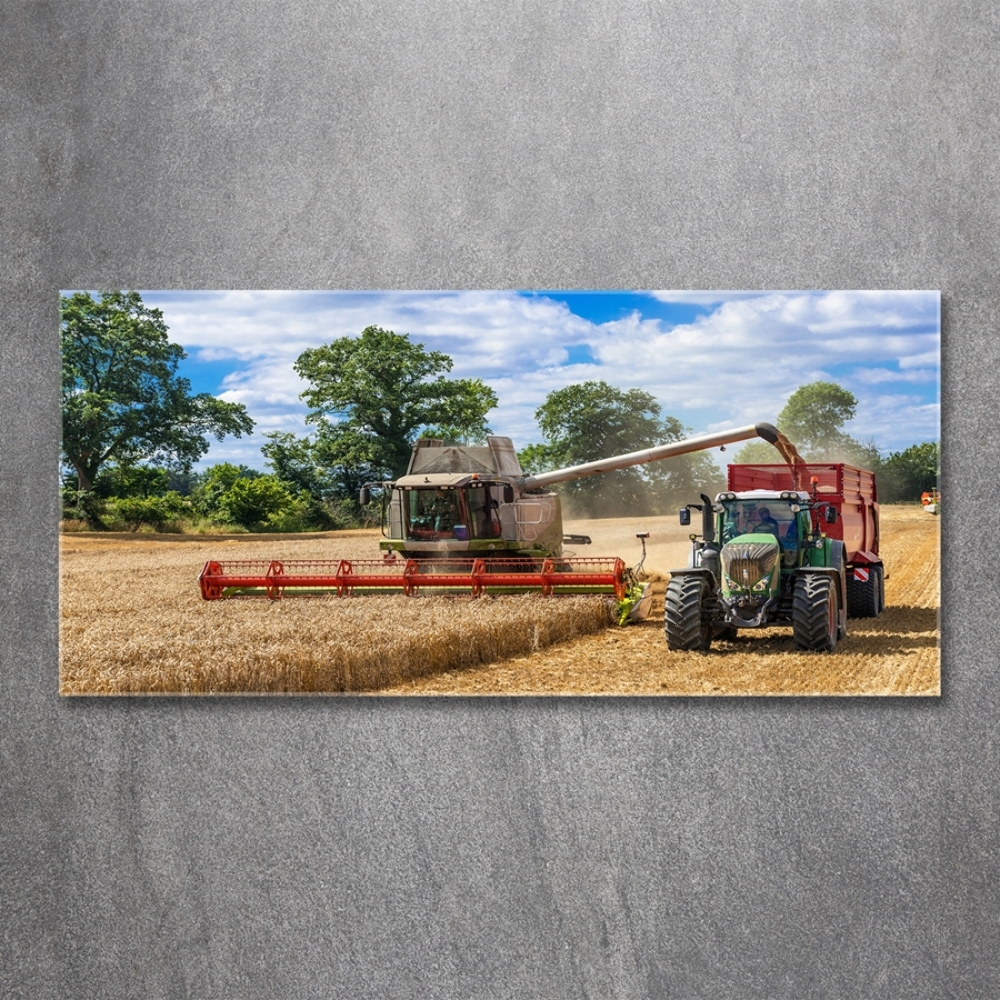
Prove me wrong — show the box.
[59,531,615,694]
[59,505,939,696]
[387,505,940,696]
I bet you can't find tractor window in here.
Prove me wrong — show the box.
[722,500,800,550]
[404,488,464,540]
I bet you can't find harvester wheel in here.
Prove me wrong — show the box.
[665,576,712,651]
[846,565,880,618]
[792,574,838,652]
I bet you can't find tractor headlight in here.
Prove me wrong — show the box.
[752,575,772,592]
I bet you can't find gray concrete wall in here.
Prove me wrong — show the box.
[3,4,994,997]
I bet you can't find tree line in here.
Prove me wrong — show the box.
[60,291,939,532]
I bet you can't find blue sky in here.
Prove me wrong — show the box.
[105,290,938,471]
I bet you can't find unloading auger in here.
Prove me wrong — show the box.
[198,422,783,601]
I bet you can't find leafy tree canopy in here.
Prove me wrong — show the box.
[260,430,375,529]
[730,380,937,499]
[217,476,295,530]
[261,431,336,500]
[106,492,187,532]
[778,380,857,458]
[878,441,939,503]
[191,462,261,519]
[62,462,173,500]
[61,291,254,494]
[731,439,781,464]
[734,381,862,463]
[519,380,722,517]
[293,326,498,478]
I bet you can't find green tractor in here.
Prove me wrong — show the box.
[665,488,847,652]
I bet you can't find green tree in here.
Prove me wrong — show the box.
[191,463,262,520]
[217,476,295,530]
[261,431,334,500]
[260,430,366,529]
[62,463,173,500]
[777,381,857,457]
[733,381,870,463]
[61,291,255,502]
[732,439,782,464]
[519,380,722,517]
[106,492,188,531]
[877,441,939,502]
[293,326,498,478]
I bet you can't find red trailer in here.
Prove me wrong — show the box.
[727,462,884,616]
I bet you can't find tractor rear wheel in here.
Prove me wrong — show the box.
[792,574,839,652]
[846,565,880,618]
[665,576,712,651]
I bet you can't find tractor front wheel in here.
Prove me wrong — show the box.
[792,574,839,652]
[665,576,712,651]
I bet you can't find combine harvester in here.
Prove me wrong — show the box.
[199,422,787,608]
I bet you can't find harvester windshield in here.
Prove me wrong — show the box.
[402,483,502,542]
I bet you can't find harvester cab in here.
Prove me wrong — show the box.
[362,437,567,560]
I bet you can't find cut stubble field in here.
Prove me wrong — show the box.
[60,506,939,696]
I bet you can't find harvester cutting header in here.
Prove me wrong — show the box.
[199,422,785,602]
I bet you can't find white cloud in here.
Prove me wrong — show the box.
[853,395,940,451]
[853,367,938,385]
[648,290,781,306]
[139,290,939,470]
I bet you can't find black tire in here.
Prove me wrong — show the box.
[792,574,838,652]
[846,565,880,618]
[716,625,740,642]
[665,576,712,651]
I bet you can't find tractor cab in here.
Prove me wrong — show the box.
[678,488,835,630]
[717,490,812,565]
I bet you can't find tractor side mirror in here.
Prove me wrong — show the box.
[679,508,691,526]
[503,485,515,504]
[825,506,837,524]
[359,487,371,506]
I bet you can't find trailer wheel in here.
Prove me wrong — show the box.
[792,574,838,652]
[846,565,880,618]
[665,576,712,651]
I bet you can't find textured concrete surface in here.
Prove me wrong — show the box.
[2,3,996,997]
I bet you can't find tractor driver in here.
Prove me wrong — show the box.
[748,505,780,536]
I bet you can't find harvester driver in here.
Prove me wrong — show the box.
[427,489,458,535]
